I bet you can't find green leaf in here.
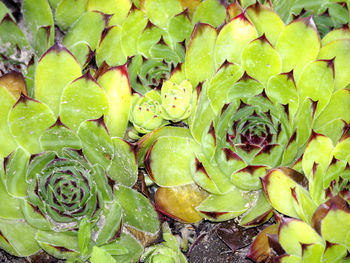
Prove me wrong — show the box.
[95,201,122,245]
[8,96,56,153]
[240,190,273,227]
[121,9,148,57]
[0,218,41,256]
[207,62,243,114]
[97,65,131,137]
[102,233,142,262]
[276,17,320,80]
[116,185,160,234]
[90,246,116,263]
[318,39,350,91]
[214,14,257,68]
[168,12,193,45]
[196,187,250,222]
[0,86,17,157]
[241,35,282,85]
[96,26,127,67]
[35,44,81,117]
[60,74,109,131]
[0,159,23,219]
[266,72,298,118]
[192,0,226,28]
[5,147,29,198]
[20,200,52,231]
[261,169,300,218]
[63,11,106,51]
[78,218,91,258]
[22,0,54,56]
[55,0,88,31]
[108,138,138,187]
[231,166,268,191]
[314,90,350,143]
[278,218,324,257]
[302,133,333,178]
[143,0,183,29]
[191,153,234,195]
[77,118,113,169]
[185,23,217,87]
[87,0,131,26]
[145,136,198,186]
[39,119,81,155]
[137,126,193,166]
[297,60,334,118]
[0,2,11,21]
[246,3,285,46]
[36,230,80,259]
[137,24,162,58]
[0,15,31,56]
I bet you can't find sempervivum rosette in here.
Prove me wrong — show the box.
[0,44,160,262]
[248,132,350,263]
[137,2,350,225]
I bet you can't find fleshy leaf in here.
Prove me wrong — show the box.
[5,147,29,198]
[192,0,226,28]
[35,44,81,117]
[90,246,116,263]
[60,74,109,131]
[0,86,17,157]
[77,118,113,170]
[22,0,54,56]
[96,26,127,67]
[97,65,131,137]
[116,185,160,234]
[9,95,56,153]
[214,13,257,68]
[55,0,88,31]
[297,59,334,118]
[196,187,250,222]
[121,9,148,57]
[278,218,324,257]
[185,23,217,87]
[144,136,198,186]
[102,233,142,262]
[137,126,192,166]
[87,0,131,26]
[63,11,106,52]
[155,184,207,223]
[318,39,350,91]
[246,3,285,45]
[108,138,138,187]
[314,89,350,143]
[36,230,79,259]
[261,169,300,218]
[39,118,81,155]
[276,17,320,80]
[95,201,122,245]
[241,35,282,85]
[143,0,183,29]
[0,218,40,256]
[302,132,333,178]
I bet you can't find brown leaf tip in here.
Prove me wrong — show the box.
[49,116,69,129]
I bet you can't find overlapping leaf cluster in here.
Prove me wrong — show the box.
[1,0,350,262]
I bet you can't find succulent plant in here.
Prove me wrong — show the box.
[160,80,193,122]
[141,223,188,263]
[129,90,168,135]
[137,2,350,224]
[0,44,160,261]
[247,131,350,262]
[248,196,350,263]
